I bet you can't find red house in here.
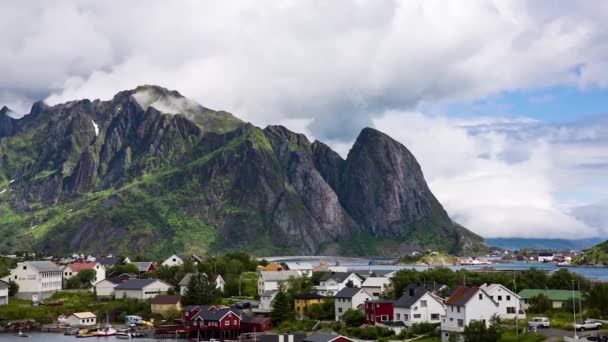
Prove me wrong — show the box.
[191,308,241,329]
[364,299,395,324]
[241,315,272,332]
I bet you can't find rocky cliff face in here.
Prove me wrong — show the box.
[0,86,485,257]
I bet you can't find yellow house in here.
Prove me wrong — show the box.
[294,293,330,317]
[151,295,182,317]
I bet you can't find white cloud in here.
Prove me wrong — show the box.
[373,111,607,238]
[1,1,608,140]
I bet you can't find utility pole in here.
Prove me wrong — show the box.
[572,280,577,339]
[239,274,243,297]
[514,272,518,340]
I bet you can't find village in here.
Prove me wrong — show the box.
[0,251,606,342]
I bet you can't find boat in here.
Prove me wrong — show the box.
[96,326,117,337]
[76,328,97,338]
[16,330,30,338]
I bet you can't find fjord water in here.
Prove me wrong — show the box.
[0,333,179,341]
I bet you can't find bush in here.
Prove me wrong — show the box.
[342,309,365,327]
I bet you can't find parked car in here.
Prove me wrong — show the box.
[587,334,608,342]
[231,301,251,309]
[575,320,603,331]
[527,325,538,333]
[528,317,550,328]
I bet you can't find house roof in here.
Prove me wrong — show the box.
[96,277,122,285]
[259,270,299,281]
[303,333,354,342]
[0,280,9,289]
[257,263,284,272]
[98,256,120,267]
[25,261,61,272]
[193,308,240,321]
[68,262,100,272]
[319,272,357,283]
[362,277,391,287]
[151,295,181,305]
[334,287,367,299]
[179,273,194,286]
[71,312,97,319]
[282,262,313,270]
[445,287,479,306]
[518,289,581,301]
[131,262,154,272]
[367,299,395,304]
[395,290,427,308]
[241,316,271,324]
[115,279,168,290]
[295,293,326,300]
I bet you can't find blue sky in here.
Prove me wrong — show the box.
[1,1,608,239]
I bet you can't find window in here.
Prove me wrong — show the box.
[396,313,400,320]
[457,306,461,313]
[233,320,237,325]
[478,294,483,300]
[457,319,464,327]
[507,295,511,301]
[413,314,421,319]
[381,315,389,322]
[507,307,516,314]
[376,304,380,308]
[450,318,453,321]
[431,314,440,320]
[23,266,27,270]
[225,320,230,326]
[498,296,502,301]
[338,308,343,313]
[404,314,409,320]
[420,300,427,307]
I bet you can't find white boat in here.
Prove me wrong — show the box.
[96,326,117,337]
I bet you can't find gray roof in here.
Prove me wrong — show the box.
[27,261,61,272]
[334,287,365,299]
[319,272,355,283]
[303,333,352,342]
[193,308,240,321]
[394,290,427,308]
[98,256,120,267]
[259,270,299,281]
[179,273,194,286]
[115,279,165,290]
[0,280,8,289]
[131,262,154,272]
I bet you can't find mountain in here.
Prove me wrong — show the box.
[0,85,485,258]
[573,240,608,266]
[486,238,604,251]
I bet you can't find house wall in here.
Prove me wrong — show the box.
[484,285,521,319]
[8,263,62,300]
[0,287,8,305]
[64,264,106,284]
[116,282,171,300]
[294,298,328,317]
[260,293,278,312]
[66,315,97,326]
[441,291,499,342]
[94,280,118,298]
[394,293,445,326]
[152,302,183,316]
[364,302,394,324]
[162,255,184,267]
[335,290,372,321]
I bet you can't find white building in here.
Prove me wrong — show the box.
[161,254,184,267]
[361,277,392,299]
[314,272,363,296]
[394,287,445,327]
[93,278,121,298]
[114,279,172,300]
[2,261,62,300]
[440,287,499,342]
[0,280,8,305]
[334,287,373,321]
[257,271,299,295]
[65,312,97,327]
[179,273,226,296]
[258,290,279,313]
[63,262,106,285]
[480,283,522,319]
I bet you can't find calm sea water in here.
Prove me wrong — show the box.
[279,258,608,281]
[0,333,182,341]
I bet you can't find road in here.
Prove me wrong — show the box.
[540,327,603,341]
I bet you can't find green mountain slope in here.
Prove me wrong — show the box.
[0,86,485,258]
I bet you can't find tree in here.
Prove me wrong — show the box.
[528,293,552,313]
[182,273,221,306]
[8,279,19,297]
[463,316,501,342]
[270,290,293,323]
[78,269,97,286]
[345,280,355,288]
[585,282,608,315]
[342,309,365,327]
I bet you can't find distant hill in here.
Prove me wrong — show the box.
[486,238,604,251]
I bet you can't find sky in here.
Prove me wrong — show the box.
[1,1,608,239]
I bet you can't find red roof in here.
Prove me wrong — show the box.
[445,287,479,306]
[68,262,100,272]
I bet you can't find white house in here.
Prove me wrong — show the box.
[0,280,9,305]
[440,287,499,342]
[65,312,97,327]
[257,271,299,295]
[479,283,522,319]
[394,287,445,327]
[93,278,121,298]
[361,277,393,299]
[314,272,363,296]
[282,262,313,276]
[179,273,226,296]
[63,262,106,285]
[162,254,184,267]
[334,287,373,321]
[537,253,554,262]
[258,290,279,313]
[114,279,172,300]
[2,261,62,300]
